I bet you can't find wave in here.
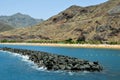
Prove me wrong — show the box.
[0,50,47,71]
[32,65,47,71]
[0,50,91,76]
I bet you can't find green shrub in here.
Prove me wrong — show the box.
[65,38,73,43]
[0,39,8,43]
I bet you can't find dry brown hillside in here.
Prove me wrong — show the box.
[0,0,120,43]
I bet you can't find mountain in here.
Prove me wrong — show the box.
[0,21,14,32]
[0,0,120,43]
[0,13,43,28]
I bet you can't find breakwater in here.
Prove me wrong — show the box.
[0,47,103,72]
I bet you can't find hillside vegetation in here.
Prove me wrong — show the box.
[0,0,120,43]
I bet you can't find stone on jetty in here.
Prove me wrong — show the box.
[0,47,103,72]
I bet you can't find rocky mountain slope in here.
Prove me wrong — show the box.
[0,0,120,42]
[0,13,43,28]
[0,21,14,32]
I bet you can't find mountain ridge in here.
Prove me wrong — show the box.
[0,13,43,28]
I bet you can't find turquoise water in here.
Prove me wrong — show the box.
[0,45,120,80]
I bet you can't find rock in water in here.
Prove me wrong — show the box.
[0,47,103,72]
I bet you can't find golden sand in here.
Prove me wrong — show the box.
[0,43,120,49]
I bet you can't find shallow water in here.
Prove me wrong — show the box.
[0,45,120,80]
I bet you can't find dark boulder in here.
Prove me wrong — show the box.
[0,47,103,72]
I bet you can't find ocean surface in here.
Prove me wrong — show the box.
[0,44,120,80]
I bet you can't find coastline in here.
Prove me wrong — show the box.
[0,43,120,49]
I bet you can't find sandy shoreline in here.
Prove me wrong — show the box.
[0,43,120,49]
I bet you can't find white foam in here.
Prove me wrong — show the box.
[0,50,10,53]
[83,71,90,73]
[21,55,29,62]
[32,65,47,71]
[68,72,74,76]
[0,50,46,71]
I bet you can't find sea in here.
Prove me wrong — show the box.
[0,44,120,80]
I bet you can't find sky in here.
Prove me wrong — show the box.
[0,0,108,20]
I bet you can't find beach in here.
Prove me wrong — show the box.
[0,43,120,49]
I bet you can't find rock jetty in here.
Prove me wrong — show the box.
[0,47,103,72]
